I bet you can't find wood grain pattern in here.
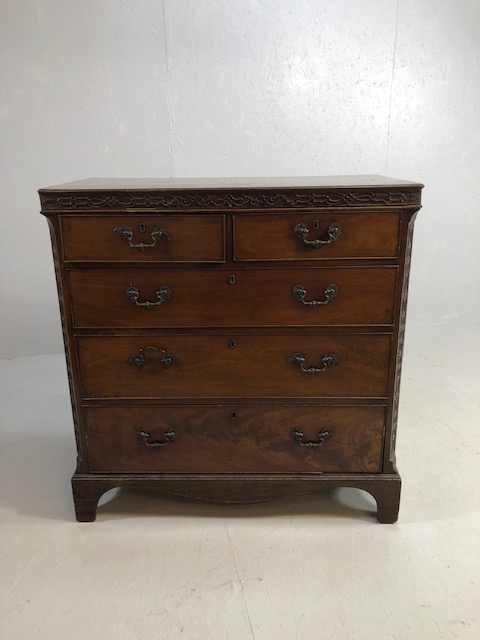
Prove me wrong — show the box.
[69,267,396,328]
[77,333,391,399]
[85,405,385,473]
[234,212,400,260]
[61,215,225,262]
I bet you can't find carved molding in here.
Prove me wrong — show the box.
[40,189,421,211]
[390,218,415,457]
[47,219,84,464]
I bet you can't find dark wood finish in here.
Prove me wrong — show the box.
[234,212,400,260]
[40,176,422,522]
[77,334,391,399]
[71,472,401,523]
[61,214,226,263]
[85,405,385,473]
[69,267,396,328]
[39,176,421,212]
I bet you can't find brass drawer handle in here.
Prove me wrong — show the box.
[293,222,341,248]
[128,345,178,367]
[291,428,332,447]
[126,284,171,309]
[138,428,177,448]
[292,283,338,307]
[288,351,339,375]
[114,225,170,250]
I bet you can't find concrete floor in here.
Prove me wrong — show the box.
[0,323,479,639]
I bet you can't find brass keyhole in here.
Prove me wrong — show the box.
[229,274,236,285]
[229,339,237,349]
[313,219,319,230]
[139,223,146,232]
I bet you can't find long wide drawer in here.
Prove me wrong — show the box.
[77,334,391,399]
[234,212,400,260]
[85,405,386,473]
[69,267,397,328]
[61,215,226,262]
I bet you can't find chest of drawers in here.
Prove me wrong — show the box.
[39,176,422,523]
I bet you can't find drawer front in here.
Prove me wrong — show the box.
[69,267,396,328]
[234,212,400,260]
[78,334,391,399]
[61,215,225,262]
[85,405,385,473]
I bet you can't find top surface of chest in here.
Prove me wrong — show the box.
[39,175,423,212]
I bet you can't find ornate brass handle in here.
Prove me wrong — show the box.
[293,222,341,248]
[138,428,177,448]
[126,284,171,309]
[292,283,338,307]
[114,225,170,250]
[291,428,332,447]
[128,345,178,367]
[288,351,339,375]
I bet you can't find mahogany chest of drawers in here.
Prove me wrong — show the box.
[39,176,422,523]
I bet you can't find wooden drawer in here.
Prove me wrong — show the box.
[69,267,396,328]
[61,215,225,262]
[77,334,391,399]
[234,212,400,260]
[85,405,385,473]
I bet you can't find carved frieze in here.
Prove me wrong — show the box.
[40,188,421,211]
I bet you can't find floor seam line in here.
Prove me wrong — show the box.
[223,507,256,640]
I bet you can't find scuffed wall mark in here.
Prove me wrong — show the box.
[162,0,175,177]
[385,0,400,176]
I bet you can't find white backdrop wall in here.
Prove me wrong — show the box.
[1,0,479,358]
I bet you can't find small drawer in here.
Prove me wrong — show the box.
[234,212,400,261]
[77,333,391,400]
[69,267,397,328]
[85,405,385,473]
[61,215,225,262]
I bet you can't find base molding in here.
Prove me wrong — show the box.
[72,471,401,524]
